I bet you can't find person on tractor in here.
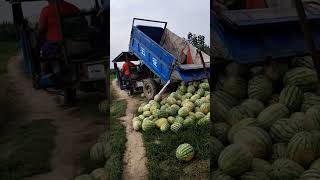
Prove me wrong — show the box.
[38,0,80,74]
[121,57,135,80]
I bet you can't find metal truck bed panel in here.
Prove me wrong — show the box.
[129,25,209,83]
[212,7,320,64]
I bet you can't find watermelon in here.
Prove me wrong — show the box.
[132,120,142,131]
[248,75,273,102]
[271,143,288,162]
[199,102,210,114]
[178,107,189,117]
[241,99,265,116]
[212,122,230,145]
[90,168,107,180]
[154,94,161,101]
[310,158,320,170]
[155,118,168,128]
[170,122,182,133]
[251,158,272,174]
[176,143,195,162]
[160,122,170,132]
[143,111,151,117]
[197,88,205,97]
[298,169,320,180]
[227,118,258,143]
[166,106,178,116]
[304,105,320,130]
[142,104,151,112]
[269,118,303,143]
[301,93,320,112]
[222,76,247,99]
[264,61,289,82]
[228,105,254,125]
[183,116,195,127]
[157,110,168,118]
[257,103,290,129]
[287,131,317,167]
[218,144,253,176]
[167,116,176,124]
[190,94,200,102]
[90,142,105,161]
[175,116,184,124]
[233,126,272,158]
[291,56,315,69]
[210,136,224,163]
[195,112,205,120]
[283,67,318,92]
[240,171,270,180]
[279,85,303,111]
[199,83,210,91]
[75,174,93,180]
[212,170,235,180]
[197,116,209,127]
[269,158,304,180]
[142,119,155,131]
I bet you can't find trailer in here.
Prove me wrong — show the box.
[113,18,210,100]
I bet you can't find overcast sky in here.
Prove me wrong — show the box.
[110,0,210,66]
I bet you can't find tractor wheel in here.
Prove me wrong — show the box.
[143,78,158,100]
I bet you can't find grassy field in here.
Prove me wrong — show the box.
[104,82,127,179]
[142,121,210,179]
[0,40,57,180]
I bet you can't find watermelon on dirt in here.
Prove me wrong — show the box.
[176,143,195,162]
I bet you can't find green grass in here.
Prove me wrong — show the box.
[105,99,127,179]
[142,126,210,179]
[0,119,56,180]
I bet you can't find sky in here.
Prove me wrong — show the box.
[110,0,210,67]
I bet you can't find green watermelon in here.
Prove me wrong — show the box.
[291,56,315,69]
[269,158,304,180]
[195,112,205,120]
[142,119,155,131]
[183,116,195,127]
[199,103,210,114]
[166,106,177,116]
[210,136,224,163]
[90,142,105,161]
[228,105,254,125]
[197,116,209,127]
[170,122,182,133]
[142,104,151,112]
[301,93,320,112]
[269,118,303,143]
[199,82,210,91]
[251,158,272,174]
[212,122,230,145]
[279,85,303,111]
[175,116,184,124]
[271,143,288,162]
[310,158,320,170]
[222,76,247,99]
[287,131,317,167]
[241,99,265,116]
[257,103,290,129]
[157,109,168,118]
[178,107,189,117]
[155,118,168,128]
[167,116,176,124]
[132,120,142,131]
[298,169,320,180]
[304,105,320,130]
[227,118,258,143]
[160,122,170,132]
[248,75,273,102]
[283,67,318,92]
[176,143,195,162]
[218,144,253,176]
[233,126,272,158]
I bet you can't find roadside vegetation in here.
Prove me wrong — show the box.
[0,23,56,180]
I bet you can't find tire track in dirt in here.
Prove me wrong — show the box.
[112,80,148,180]
[7,56,104,180]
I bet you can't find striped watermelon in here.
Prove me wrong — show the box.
[90,168,107,180]
[271,143,288,162]
[269,118,303,143]
[251,158,272,174]
[241,99,265,116]
[228,105,255,125]
[310,158,320,170]
[222,76,247,99]
[279,85,303,111]
[210,136,224,163]
[213,90,239,107]
[170,122,182,133]
[304,105,320,130]
[233,126,272,158]
[90,142,105,161]
[218,144,253,176]
[212,122,230,145]
[267,93,280,106]
[132,120,142,131]
[212,169,235,180]
[248,75,273,102]
[142,120,155,132]
[264,61,289,82]
[175,143,195,162]
[227,118,258,143]
[298,169,320,180]
[291,112,306,121]
[311,130,320,156]
[283,67,318,92]
[240,171,270,180]
[287,131,317,167]
[301,93,320,112]
[291,56,315,69]
[197,116,209,127]
[160,122,170,132]
[269,158,304,180]
[257,103,290,129]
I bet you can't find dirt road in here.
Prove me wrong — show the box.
[7,56,105,180]
[112,80,148,180]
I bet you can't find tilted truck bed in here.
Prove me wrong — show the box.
[129,20,210,84]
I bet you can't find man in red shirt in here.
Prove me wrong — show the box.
[122,58,135,80]
[38,0,80,73]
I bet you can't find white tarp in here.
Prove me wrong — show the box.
[159,29,210,65]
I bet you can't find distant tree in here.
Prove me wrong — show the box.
[187,32,210,54]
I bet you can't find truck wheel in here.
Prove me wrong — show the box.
[143,78,158,100]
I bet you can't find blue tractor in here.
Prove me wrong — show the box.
[7,0,109,104]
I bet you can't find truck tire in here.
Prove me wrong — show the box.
[143,78,158,100]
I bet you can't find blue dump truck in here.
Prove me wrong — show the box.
[113,18,210,100]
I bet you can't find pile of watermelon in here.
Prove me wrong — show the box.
[132,79,210,133]
[212,56,320,179]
